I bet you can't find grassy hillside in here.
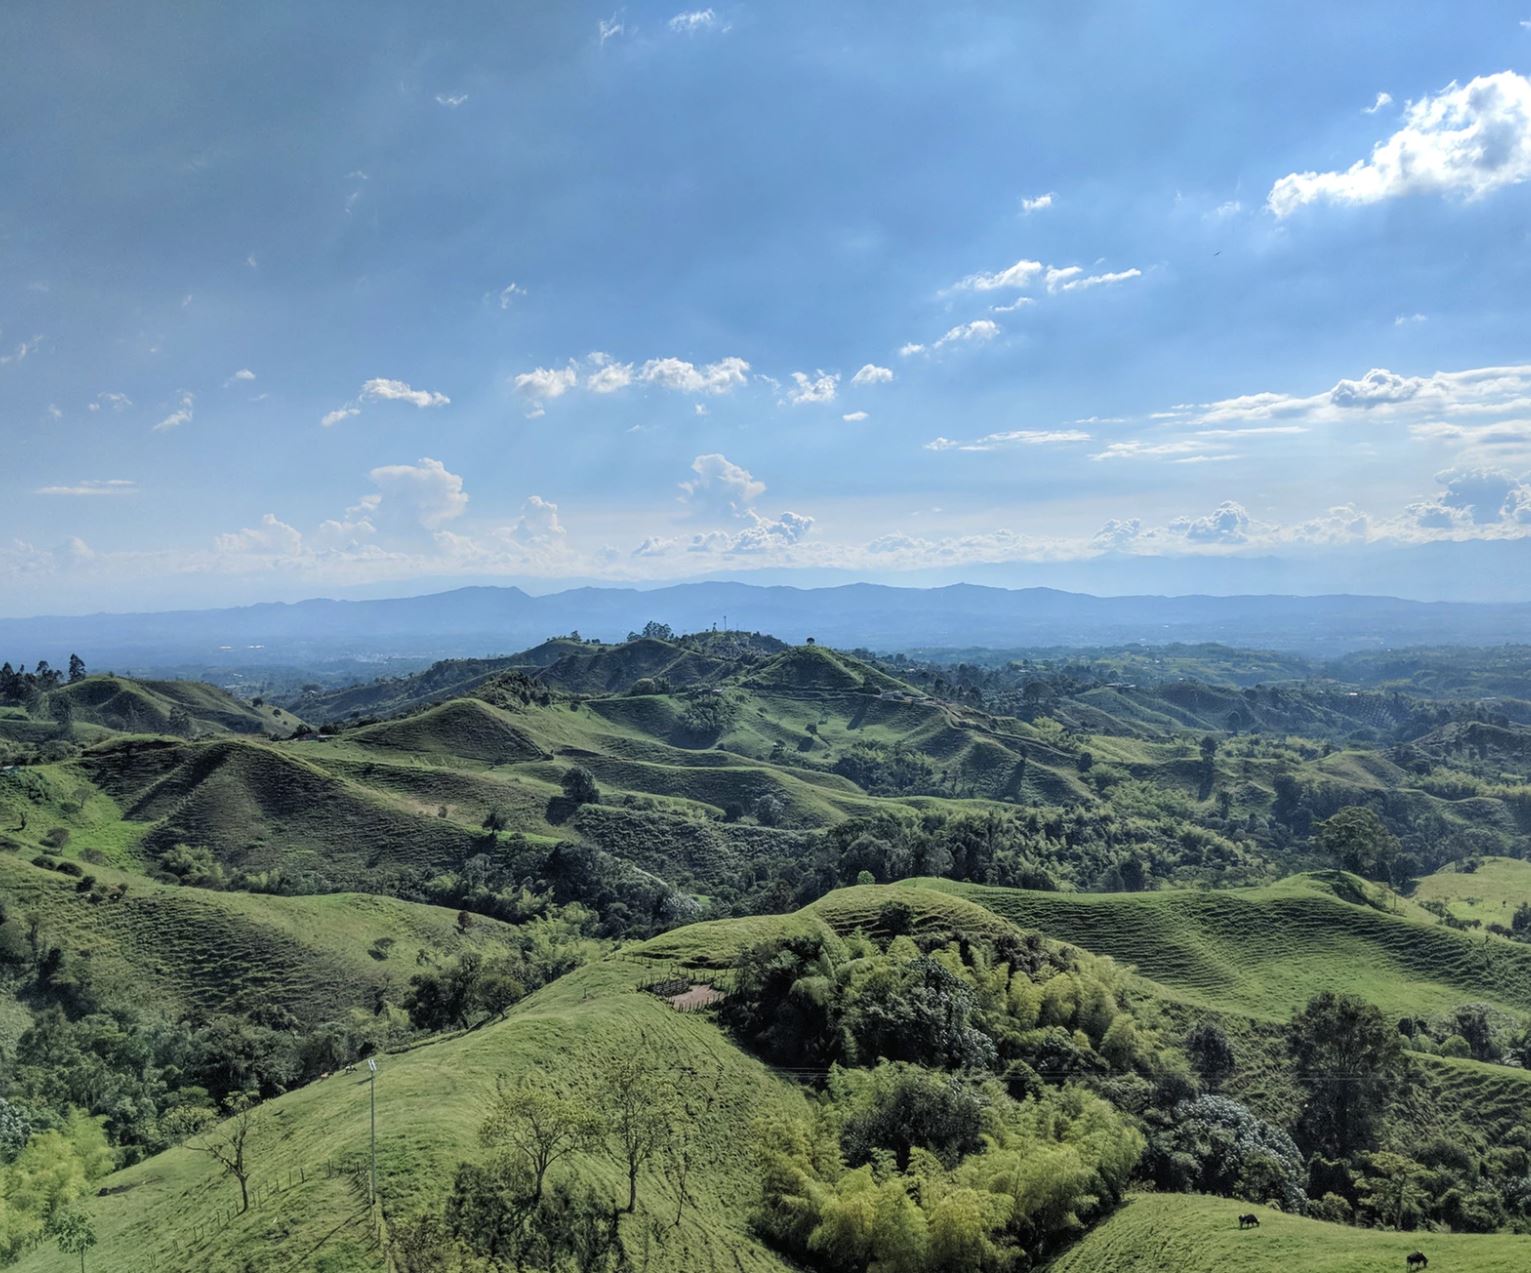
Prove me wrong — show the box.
[1412,855,1531,929]
[1046,1192,1529,1272]
[932,872,1531,1021]
[12,956,805,1273]
[0,853,533,1038]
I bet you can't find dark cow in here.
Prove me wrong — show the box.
[1406,1255,1427,1271]
[1238,1213,1260,1230]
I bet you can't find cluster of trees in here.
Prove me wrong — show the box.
[0,656,85,709]
[752,1078,1141,1273]
[392,1054,722,1270]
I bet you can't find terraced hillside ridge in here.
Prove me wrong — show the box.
[1045,1193,1531,1272]
[933,872,1531,1021]
[0,853,532,1040]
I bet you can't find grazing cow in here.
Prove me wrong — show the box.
[1238,1213,1260,1230]
[1406,1255,1427,1271]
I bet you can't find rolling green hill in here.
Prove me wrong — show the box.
[1045,1192,1529,1272]
[930,872,1531,1021]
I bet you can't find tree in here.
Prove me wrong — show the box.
[560,766,600,807]
[482,804,510,833]
[188,1094,261,1213]
[1185,1020,1236,1090]
[48,695,75,740]
[47,1207,96,1273]
[479,1073,601,1201]
[1357,1151,1428,1230]
[1288,992,1406,1157]
[166,706,193,739]
[67,655,86,684]
[1315,807,1401,885]
[597,1053,676,1213]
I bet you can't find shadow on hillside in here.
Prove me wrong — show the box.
[545,794,580,825]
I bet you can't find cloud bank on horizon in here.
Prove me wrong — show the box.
[4,3,1531,614]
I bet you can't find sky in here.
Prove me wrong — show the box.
[5,2,1531,616]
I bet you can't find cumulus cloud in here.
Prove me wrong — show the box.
[679,453,765,516]
[1433,466,1529,523]
[952,258,1043,292]
[934,319,999,348]
[1091,518,1143,550]
[786,370,838,405]
[513,362,580,417]
[851,363,893,385]
[504,495,565,545]
[1364,91,1394,114]
[226,368,256,385]
[35,479,138,497]
[322,378,450,426]
[638,355,750,394]
[1020,192,1054,213]
[842,411,869,422]
[89,392,132,413]
[1269,71,1531,215]
[361,378,450,408]
[586,354,635,394]
[216,513,304,556]
[1168,500,1256,544]
[362,457,470,531]
[153,391,194,432]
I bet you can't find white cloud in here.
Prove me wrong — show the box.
[1394,312,1428,326]
[230,368,256,382]
[952,258,1043,292]
[786,370,838,405]
[321,406,361,428]
[668,9,719,33]
[89,392,131,413]
[1168,500,1255,544]
[153,391,194,432]
[638,355,750,394]
[1091,518,1143,550]
[1365,91,1394,114]
[513,362,579,417]
[842,411,869,423]
[435,93,469,108]
[1269,71,1531,215]
[933,319,999,348]
[216,513,304,556]
[504,495,565,545]
[850,363,893,385]
[926,428,1091,453]
[1091,438,1208,461]
[586,354,635,394]
[361,378,450,408]
[35,479,138,497]
[1020,192,1054,213]
[898,342,926,357]
[0,335,43,366]
[598,15,624,42]
[365,457,469,530]
[46,403,62,420]
[498,282,526,309]
[679,453,765,517]
[1048,266,1141,293]
[990,297,1036,314]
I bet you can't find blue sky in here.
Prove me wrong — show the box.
[5,1,1531,615]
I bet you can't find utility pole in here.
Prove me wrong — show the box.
[367,1057,378,1204]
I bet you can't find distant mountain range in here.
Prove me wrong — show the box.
[7,580,1531,667]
